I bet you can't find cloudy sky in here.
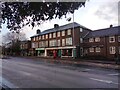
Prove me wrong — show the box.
[1,0,119,41]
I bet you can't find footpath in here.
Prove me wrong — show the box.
[20,56,120,70]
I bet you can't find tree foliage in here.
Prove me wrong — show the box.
[1,2,86,31]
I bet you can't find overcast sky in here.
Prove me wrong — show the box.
[1,0,119,41]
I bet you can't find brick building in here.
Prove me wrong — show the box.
[30,22,91,58]
[20,40,31,56]
[81,25,120,60]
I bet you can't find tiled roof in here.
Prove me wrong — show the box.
[30,22,90,38]
[85,26,120,38]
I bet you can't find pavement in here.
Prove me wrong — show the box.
[18,56,120,70]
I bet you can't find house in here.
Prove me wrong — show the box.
[81,25,120,60]
[20,40,31,56]
[30,22,91,58]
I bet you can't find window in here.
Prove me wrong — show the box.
[118,36,120,42]
[80,38,83,43]
[45,41,48,47]
[62,39,65,46]
[35,42,38,48]
[62,31,65,36]
[49,40,57,47]
[39,36,41,40]
[89,47,94,52]
[57,40,60,46]
[49,33,52,38]
[80,28,83,32]
[89,38,94,42]
[36,37,38,41]
[95,47,101,52]
[53,33,56,38]
[42,35,44,39]
[67,29,71,35]
[32,37,35,41]
[95,37,100,42]
[109,36,115,43]
[32,43,35,48]
[57,32,60,37]
[109,46,116,54]
[46,34,48,39]
[66,37,72,45]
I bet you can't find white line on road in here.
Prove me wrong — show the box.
[89,78,118,85]
[108,73,119,76]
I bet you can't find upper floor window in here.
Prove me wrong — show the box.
[80,38,83,43]
[95,37,100,42]
[62,31,65,36]
[109,36,115,43]
[57,39,60,46]
[46,34,48,39]
[53,33,56,38]
[118,36,120,42]
[89,38,94,42]
[62,39,65,46]
[80,28,83,32]
[32,37,35,41]
[32,42,35,48]
[67,29,71,35]
[46,41,48,47]
[109,46,116,54]
[42,35,44,39]
[49,33,52,38]
[66,37,72,45]
[36,36,38,41]
[39,36,41,40]
[89,47,94,52]
[49,40,57,47]
[57,32,60,37]
[95,47,101,52]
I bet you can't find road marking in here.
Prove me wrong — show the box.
[89,78,118,85]
[108,73,119,76]
[19,71,32,76]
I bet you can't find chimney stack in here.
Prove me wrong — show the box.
[110,24,113,28]
[54,24,59,28]
[36,29,41,34]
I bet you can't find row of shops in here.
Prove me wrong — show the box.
[29,46,77,58]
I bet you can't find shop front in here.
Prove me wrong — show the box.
[35,48,45,57]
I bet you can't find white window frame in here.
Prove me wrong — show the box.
[49,33,52,38]
[53,33,56,38]
[109,46,116,54]
[67,29,71,35]
[66,37,72,45]
[39,36,41,40]
[42,35,44,39]
[57,32,60,37]
[62,31,65,36]
[32,43,35,48]
[89,38,94,42]
[89,47,94,52]
[80,28,83,32]
[57,39,60,46]
[62,39,65,46]
[95,37,100,42]
[109,36,115,43]
[118,36,120,42]
[95,47,101,52]
[46,34,48,39]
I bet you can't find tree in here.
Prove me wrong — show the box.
[1,1,86,31]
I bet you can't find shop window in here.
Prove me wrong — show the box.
[67,29,71,35]
[66,37,72,45]
[89,38,94,42]
[95,37,100,42]
[57,32,60,37]
[109,46,116,54]
[109,36,115,43]
[62,49,72,56]
[62,39,65,46]
[95,47,101,52]
[62,31,65,36]
[89,47,94,52]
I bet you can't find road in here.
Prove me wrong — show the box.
[1,57,119,89]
